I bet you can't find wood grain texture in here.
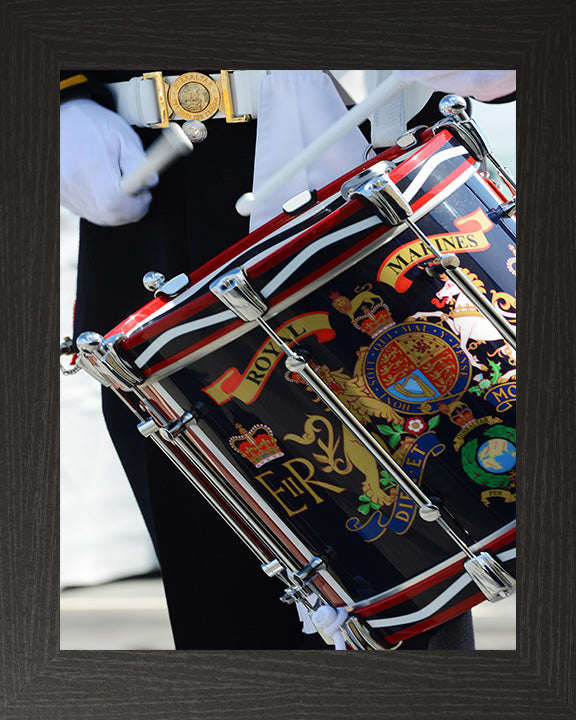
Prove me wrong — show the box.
[0,0,574,717]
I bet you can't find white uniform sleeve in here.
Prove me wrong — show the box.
[393,70,516,102]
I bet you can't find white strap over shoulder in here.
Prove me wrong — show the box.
[250,70,368,230]
[330,70,433,148]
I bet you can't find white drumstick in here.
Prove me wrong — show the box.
[119,122,194,195]
[235,74,411,217]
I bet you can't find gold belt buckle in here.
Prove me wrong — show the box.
[168,72,221,121]
[142,71,171,128]
[146,71,251,125]
[219,70,251,123]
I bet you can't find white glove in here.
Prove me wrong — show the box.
[393,70,516,102]
[60,98,158,226]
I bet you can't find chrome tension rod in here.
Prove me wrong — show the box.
[210,267,516,603]
[340,163,516,351]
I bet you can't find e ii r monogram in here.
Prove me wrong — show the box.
[255,458,345,517]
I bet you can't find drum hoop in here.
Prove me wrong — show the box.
[134,163,478,384]
[348,521,516,611]
[118,134,471,345]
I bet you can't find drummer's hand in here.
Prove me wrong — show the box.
[393,70,516,102]
[60,99,158,226]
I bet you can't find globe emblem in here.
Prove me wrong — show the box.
[477,438,516,474]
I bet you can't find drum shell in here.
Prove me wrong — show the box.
[109,130,516,644]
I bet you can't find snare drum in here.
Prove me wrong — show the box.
[78,126,516,649]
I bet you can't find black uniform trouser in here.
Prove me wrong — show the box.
[75,121,322,648]
[102,387,315,649]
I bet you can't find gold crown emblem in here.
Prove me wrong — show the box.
[229,424,284,467]
[439,400,475,428]
[330,286,395,338]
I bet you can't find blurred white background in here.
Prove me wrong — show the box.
[60,208,159,589]
[60,90,516,650]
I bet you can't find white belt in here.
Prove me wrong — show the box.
[105,70,407,129]
[106,70,434,149]
[106,70,268,128]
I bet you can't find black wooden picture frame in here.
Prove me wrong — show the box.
[1,1,574,717]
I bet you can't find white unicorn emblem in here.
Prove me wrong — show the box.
[411,271,516,372]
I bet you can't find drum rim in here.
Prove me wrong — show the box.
[124,162,478,383]
[349,520,516,612]
[105,129,458,344]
